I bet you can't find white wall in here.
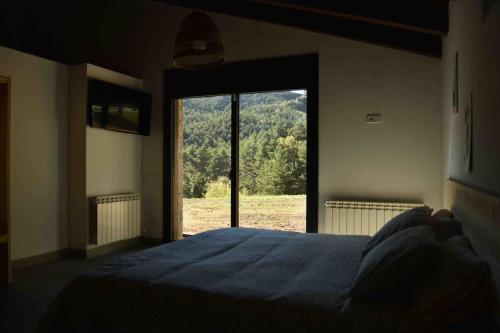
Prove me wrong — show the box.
[141,7,443,237]
[442,0,500,196]
[0,46,68,260]
[68,64,88,250]
[0,48,144,258]
[86,129,141,197]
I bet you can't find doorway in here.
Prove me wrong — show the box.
[164,55,318,241]
[0,77,10,283]
[176,90,308,236]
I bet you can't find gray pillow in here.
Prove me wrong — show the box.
[429,216,462,241]
[350,225,442,301]
[411,236,491,325]
[362,206,432,257]
[432,209,454,219]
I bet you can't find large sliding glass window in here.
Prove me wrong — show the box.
[174,91,307,236]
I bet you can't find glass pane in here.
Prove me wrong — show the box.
[177,95,232,235]
[107,105,140,133]
[239,90,307,232]
[91,105,104,127]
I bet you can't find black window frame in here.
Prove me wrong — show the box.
[163,54,319,241]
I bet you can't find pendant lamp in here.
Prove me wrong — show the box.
[173,10,227,70]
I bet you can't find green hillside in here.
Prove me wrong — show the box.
[182,91,307,198]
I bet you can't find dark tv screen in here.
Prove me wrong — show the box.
[87,79,151,135]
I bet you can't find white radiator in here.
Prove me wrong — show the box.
[89,193,141,245]
[324,201,422,236]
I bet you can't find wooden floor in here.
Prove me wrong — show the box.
[0,244,153,333]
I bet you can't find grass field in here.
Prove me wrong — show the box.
[183,195,306,235]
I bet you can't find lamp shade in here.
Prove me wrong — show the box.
[173,10,227,70]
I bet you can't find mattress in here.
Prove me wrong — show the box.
[38,228,432,333]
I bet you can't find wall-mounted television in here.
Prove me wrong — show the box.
[87,79,151,136]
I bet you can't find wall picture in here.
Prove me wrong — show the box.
[482,0,500,23]
[464,92,473,173]
[452,52,459,115]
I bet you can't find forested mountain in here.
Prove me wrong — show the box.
[182,91,307,198]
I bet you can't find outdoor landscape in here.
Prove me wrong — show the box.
[182,91,307,234]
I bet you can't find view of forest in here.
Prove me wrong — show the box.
[182,91,307,199]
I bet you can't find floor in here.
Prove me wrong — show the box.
[0,245,153,333]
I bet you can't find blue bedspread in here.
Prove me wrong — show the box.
[38,228,434,333]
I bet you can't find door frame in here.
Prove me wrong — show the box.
[163,54,319,242]
[230,93,239,228]
[0,76,11,283]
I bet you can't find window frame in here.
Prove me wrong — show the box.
[163,54,319,241]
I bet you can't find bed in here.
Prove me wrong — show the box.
[38,228,436,333]
[38,180,500,333]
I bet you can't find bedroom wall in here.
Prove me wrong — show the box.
[442,0,500,196]
[0,48,143,258]
[140,6,443,237]
[0,46,68,260]
[68,64,88,250]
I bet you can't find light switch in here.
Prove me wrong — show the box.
[366,113,382,124]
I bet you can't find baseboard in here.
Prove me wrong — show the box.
[142,237,163,246]
[84,237,143,259]
[12,248,71,270]
[12,236,160,270]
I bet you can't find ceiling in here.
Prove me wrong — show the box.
[0,0,449,76]
[156,0,448,56]
[0,0,169,76]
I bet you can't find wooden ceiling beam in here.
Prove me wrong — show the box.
[153,0,443,57]
[250,0,448,36]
